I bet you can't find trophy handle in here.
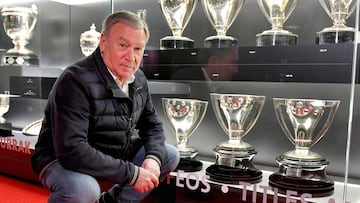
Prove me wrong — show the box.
[318,0,333,19]
[274,100,296,146]
[188,100,208,138]
[242,97,266,136]
[28,4,38,38]
[310,100,340,147]
[257,0,272,24]
[347,1,357,19]
[283,0,298,23]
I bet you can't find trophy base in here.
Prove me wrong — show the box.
[206,146,262,184]
[176,157,203,172]
[1,49,39,66]
[269,174,334,197]
[269,155,334,197]
[206,164,262,184]
[204,36,238,48]
[256,30,297,46]
[316,28,355,44]
[160,36,194,50]
[0,122,13,137]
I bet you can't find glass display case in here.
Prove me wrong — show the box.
[0,0,359,202]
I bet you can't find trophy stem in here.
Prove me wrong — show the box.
[271,25,284,31]
[172,28,183,38]
[13,38,29,50]
[333,19,347,28]
[216,30,227,37]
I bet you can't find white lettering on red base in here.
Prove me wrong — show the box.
[168,171,352,203]
[0,137,31,154]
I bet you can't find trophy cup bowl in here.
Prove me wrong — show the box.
[206,93,265,184]
[201,0,244,48]
[269,98,340,197]
[162,98,208,172]
[159,0,197,50]
[256,0,298,46]
[316,0,356,44]
[1,4,39,66]
[80,23,101,56]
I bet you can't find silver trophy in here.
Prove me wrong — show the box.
[269,98,340,197]
[162,98,208,172]
[159,0,197,50]
[80,23,100,56]
[1,4,39,66]
[206,93,265,184]
[256,0,298,46]
[201,0,244,48]
[317,0,356,44]
[0,91,18,137]
[0,92,10,124]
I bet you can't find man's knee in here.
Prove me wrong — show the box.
[164,144,180,171]
[49,174,101,203]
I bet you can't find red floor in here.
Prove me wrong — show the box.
[0,174,49,203]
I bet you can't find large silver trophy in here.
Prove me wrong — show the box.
[162,98,208,172]
[159,0,197,50]
[256,0,298,46]
[269,98,340,197]
[80,23,100,56]
[1,4,39,66]
[201,0,244,48]
[206,93,265,184]
[317,0,356,44]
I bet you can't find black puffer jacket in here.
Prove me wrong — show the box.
[31,47,166,185]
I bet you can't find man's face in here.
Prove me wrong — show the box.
[99,22,147,81]
[206,48,239,81]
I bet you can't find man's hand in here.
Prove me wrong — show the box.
[133,167,159,193]
[141,158,160,178]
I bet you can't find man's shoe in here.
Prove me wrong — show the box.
[99,192,116,203]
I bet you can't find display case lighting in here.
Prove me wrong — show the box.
[51,0,108,5]
[0,0,42,6]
